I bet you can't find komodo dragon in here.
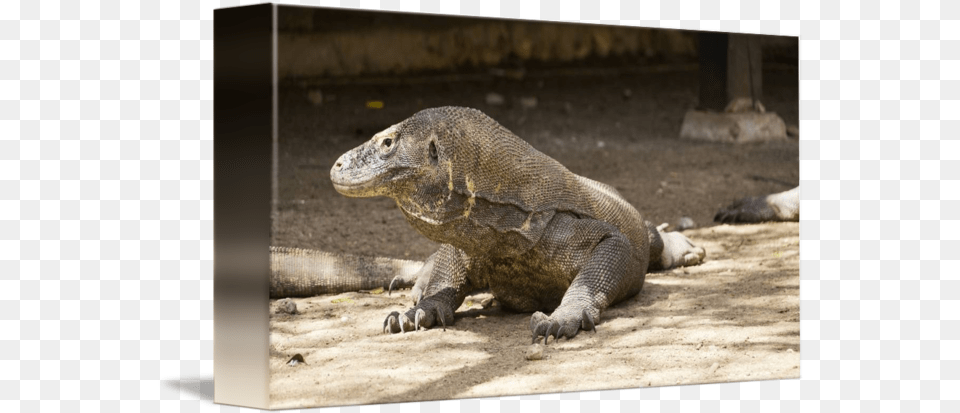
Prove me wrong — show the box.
[328,106,705,343]
[714,186,799,223]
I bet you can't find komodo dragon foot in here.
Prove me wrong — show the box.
[657,225,707,269]
[383,296,456,334]
[530,307,597,344]
[714,186,799,224]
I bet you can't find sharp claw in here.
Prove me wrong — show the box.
[582,309,596,333]
[399,314,408,333]
[383,311,400,334]
[435,307,446,331]
[546,321,561,344]
[388,277,398,296]
[414,308,425,331]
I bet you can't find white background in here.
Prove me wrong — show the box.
[5,0,956,411]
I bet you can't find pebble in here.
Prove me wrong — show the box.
[287,353,305,366]
[306,89,323,106]
[276,299,297,315]
[520,96,538,109]
[525,344,544,361]
[676,217,696,231]
[486,93,505,106]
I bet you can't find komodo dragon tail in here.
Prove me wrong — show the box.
[269,246,425,299]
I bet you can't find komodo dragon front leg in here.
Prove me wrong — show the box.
[526,215,645,343]
[383,244,475,333]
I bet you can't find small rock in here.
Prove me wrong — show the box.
[276,299,297,315]
[306,89,323,106]
[340,316,350,322]
[486,92,505,106]
[786,348,795,353]
[622,88,632,100]
[525,344,544,361]
[520,96,538,110]
[596,141,605,148]
[676,216,696,231]
[786,124,799,138]
[696,342,703,350]
[287,353,306,366]
[480,297,499,309]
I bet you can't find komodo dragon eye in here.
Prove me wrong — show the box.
[382,138,393,148]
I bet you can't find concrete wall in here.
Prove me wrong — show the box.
[277,6,795,79]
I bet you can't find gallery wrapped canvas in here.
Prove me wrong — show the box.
[214,3,799,409]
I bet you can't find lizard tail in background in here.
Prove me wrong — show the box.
[269,246,425,298]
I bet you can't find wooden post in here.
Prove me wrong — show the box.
[698,32,728,112]
[683,32,785,143]
[697,32,763,111]
[727,33,763,106]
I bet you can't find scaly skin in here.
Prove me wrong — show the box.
[330,107,705,343]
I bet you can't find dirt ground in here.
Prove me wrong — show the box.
[269,65,799,408]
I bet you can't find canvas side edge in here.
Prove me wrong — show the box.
[213,3,274,409]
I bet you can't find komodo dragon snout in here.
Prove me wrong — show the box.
[329,106,706,344]
[330,125,416,197]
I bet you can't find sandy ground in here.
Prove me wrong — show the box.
[269,65,799,408]
[269,223,798,408]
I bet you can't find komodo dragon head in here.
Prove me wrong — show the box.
[330,109,446,200]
